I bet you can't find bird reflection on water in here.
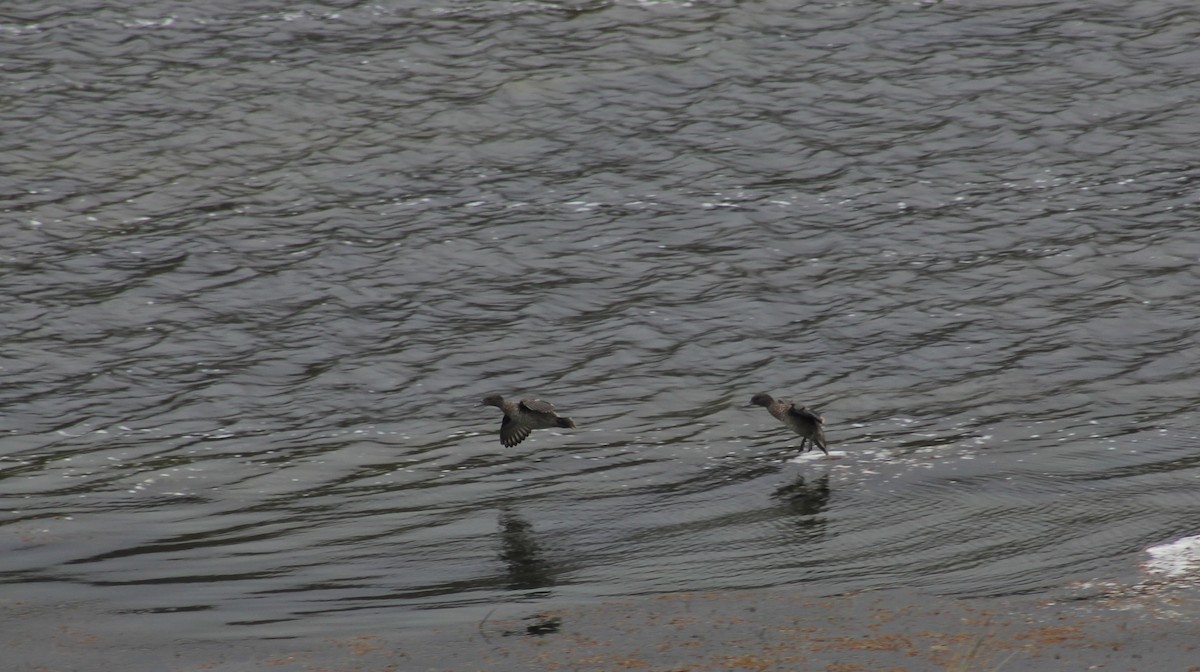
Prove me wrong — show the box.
[498,510,557,592]
[490,510,564,639]
[772,473,832,517]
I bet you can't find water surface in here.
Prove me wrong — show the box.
[3,0,1200,641]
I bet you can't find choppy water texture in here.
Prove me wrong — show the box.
[3,0,1200,645]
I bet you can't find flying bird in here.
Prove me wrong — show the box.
[750,392,828,456]
[481,394,577,447]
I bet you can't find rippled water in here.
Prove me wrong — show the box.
[4,0,1200,642]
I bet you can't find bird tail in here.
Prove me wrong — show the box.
[558,417,577,429]
[812,428,829,455]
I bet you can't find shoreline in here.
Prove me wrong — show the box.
[8,581,1198,671]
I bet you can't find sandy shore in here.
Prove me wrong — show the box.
[7,581,1198,672]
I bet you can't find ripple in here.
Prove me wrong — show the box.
[4,0,1200,647]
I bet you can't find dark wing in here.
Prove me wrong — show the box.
[787,404,823,425]
[519,399,557,415]
[500,415,531,447]
[788,404,828,454]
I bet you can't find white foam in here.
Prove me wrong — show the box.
[788,450,848,463]
[1144,535,1200,579]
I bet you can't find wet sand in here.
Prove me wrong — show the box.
[7,583,1198,672]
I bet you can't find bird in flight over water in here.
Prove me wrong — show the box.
[481,394,577,447]
[750,392,828,456]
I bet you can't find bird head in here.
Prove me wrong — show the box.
[481,394,505,408]
[749,392,774,407]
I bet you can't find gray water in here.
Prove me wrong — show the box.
[4,0,1200,642]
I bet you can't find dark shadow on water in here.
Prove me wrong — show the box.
[498,510,556,591]
[771,473,831,517]
[501,613,563,637]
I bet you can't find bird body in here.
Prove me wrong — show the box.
[750,392,828,456]
[482,394,576,447]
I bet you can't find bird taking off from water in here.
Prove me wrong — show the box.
[750,392,828,456]
[481,394,577,447]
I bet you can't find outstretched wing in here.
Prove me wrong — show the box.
[787,404,828,454]
[787,404,824,425]
[520,399,557,415]
[500,415,531,447]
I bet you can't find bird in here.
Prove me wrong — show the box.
[481,394,577,447]
[749,392,828,456]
